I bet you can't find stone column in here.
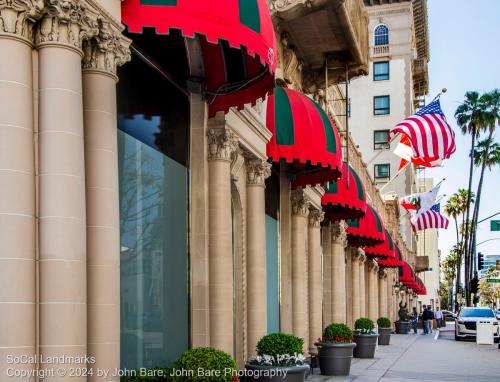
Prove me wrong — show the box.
[0,2,42,378]
[308,209,324,352]
[322,223,332,328]
[82,22,130,381]
[358,251,366,318]
[36,3,98,375]
[208,127,238,354]
[350,248,361,323]
[378,269,388,319]
[246,158,271,356]
[291,190,310,352]
[331,221,347,324]
[367,260,379,321]
[345,250,353,328]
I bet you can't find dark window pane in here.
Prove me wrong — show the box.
[374,95,390,115]
[375,164,390,179]
[374,130,390,150]
[374,25,389,46]
[374,61,389,81]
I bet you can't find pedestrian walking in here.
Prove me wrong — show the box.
[428,306,435,333]
[422,306,429,334]
[411,307,418,334]
[435,307,443,329]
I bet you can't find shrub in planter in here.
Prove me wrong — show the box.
[246,333,308,382]
[315,323,356,377]
[172,347,236,382]
[377,317,392,346]
[353,318,378,358]
[395,301,411,334]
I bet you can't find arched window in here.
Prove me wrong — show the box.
[374,24,389,46]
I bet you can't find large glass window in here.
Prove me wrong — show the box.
[374,95,390,115]
[373,61,389,81]
[117,29,190,370]
[374,163,390,180]
[374,25,389,46]
[374,130,390,150]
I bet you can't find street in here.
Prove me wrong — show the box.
[310,324,500,382]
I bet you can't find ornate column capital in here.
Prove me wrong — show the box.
[356,248,366,264]
[207,128,238,162]
[0,0,45,44]
[368,259,379,273]
[82,17,131,79]
[378,268,387,280]
[308,209,324,228]
[35,0,100,54]
[291,190,310,217]
[331,220,347,247]
[246,158,271,187]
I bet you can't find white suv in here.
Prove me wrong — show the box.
[455,307,499,341]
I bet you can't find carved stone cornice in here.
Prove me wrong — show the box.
[207,128,238,162]
[291,190,310,217]
[0,0,44,44]
[246,158,271,187]
[308,209,324,228]
[82,17,130,79]
[35,0,99,54]
[268,0,311,14]
[331,220,347,247]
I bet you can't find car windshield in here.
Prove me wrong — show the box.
[460,309,494,318]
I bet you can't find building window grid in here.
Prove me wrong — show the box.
[374,163,390,180]
[373,95,390,115]
[374,24,389,46]
[373,61,390,81]
[374,130,390,150]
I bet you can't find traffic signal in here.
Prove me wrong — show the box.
[478,252,484,270]
[471,276,479,294]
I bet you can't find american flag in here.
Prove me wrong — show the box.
[410,205,449,231]
[391,99,456,167]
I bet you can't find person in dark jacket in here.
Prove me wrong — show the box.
[422,306,430,334]
[428,306,435,333]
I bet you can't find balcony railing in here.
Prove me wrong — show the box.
[372,45,389,55]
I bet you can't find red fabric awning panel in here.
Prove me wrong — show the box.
[377,243,404,268]
[346,204,385,247]
[122,0,276,116]
[322,162,367,221]
[365,228,395,259]
[266,87,343,189]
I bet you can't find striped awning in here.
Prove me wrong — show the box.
[365,228,395,259]
[122,0,276,116]
[346,204,385,247]
[266,87,342,189]
[322,162,367,221]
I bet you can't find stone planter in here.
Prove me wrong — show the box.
[353,333,379,358]
[378,327,391,345]
[244,363,309,382]
[395,320,410,334]
[315,342,356,376]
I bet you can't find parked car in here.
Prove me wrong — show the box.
[442,310,457,321]
[495,310,500,320]
[455,307,499,341]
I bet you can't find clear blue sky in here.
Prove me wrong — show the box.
[423,0,500,260]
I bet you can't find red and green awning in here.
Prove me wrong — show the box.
[266,87,342,189]
[122,0,276,116]
[322,162,366,221]
[378,243,405,268]
[346,204,385,247]
[399,261,417,289]
[365,228,395,259]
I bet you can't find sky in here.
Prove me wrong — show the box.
[423,0,500,260]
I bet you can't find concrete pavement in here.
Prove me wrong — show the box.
[308,323,500,381]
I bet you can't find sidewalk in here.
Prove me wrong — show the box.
[308,326,500,382]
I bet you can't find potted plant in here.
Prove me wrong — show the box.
[353,318,378,358]
[245,333,308,382]
[377,317,392,345]
[172,347,236,382]
[314,323,356,376]
[395,301,411,334]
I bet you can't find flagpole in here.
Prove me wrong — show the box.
[378,162,410,193]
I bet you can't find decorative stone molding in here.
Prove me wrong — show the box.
[368,259,379,273]
[0,0,44,43]
[268,0,311,14]
[354,248,366,264]
[331,221,348,247]
[308,209,324,228]
[291,190,310,217]
[207,128,238,162]
[246,158,271,187]
[35,0,99,53]
[276,31,303,91]
[378,268,387,280]
[82,17,131,78]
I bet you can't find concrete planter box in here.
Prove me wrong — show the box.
[378,328,392,345]
[353,333,379,358]
[244,363,308,382]
[395,321,410,334]
[315,342,356,376]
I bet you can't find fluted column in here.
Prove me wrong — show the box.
[331,221,347,324]
[346,250,353,328]
[0,2,43,379]
[246,158,271,356]
[322,223,332,328]
[378,269,388,319]
[350,247,361,323]
[358,250,366,318]
[36,3,99,377]
[208,127,238,354]
[308,209,324,353]
[291,190,310,351]
[82,22,130,381]
[367,260,379,321]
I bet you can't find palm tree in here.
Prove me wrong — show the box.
[455,92,490,305]
[444,195,461,252]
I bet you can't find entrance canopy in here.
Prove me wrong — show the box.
[346,204,385,247]
[266,87,342,189]
[122,0,276,116]
[378,242,405,268]
[399,261,417,288]
[322,162,366,221]
[365,228,395,259]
